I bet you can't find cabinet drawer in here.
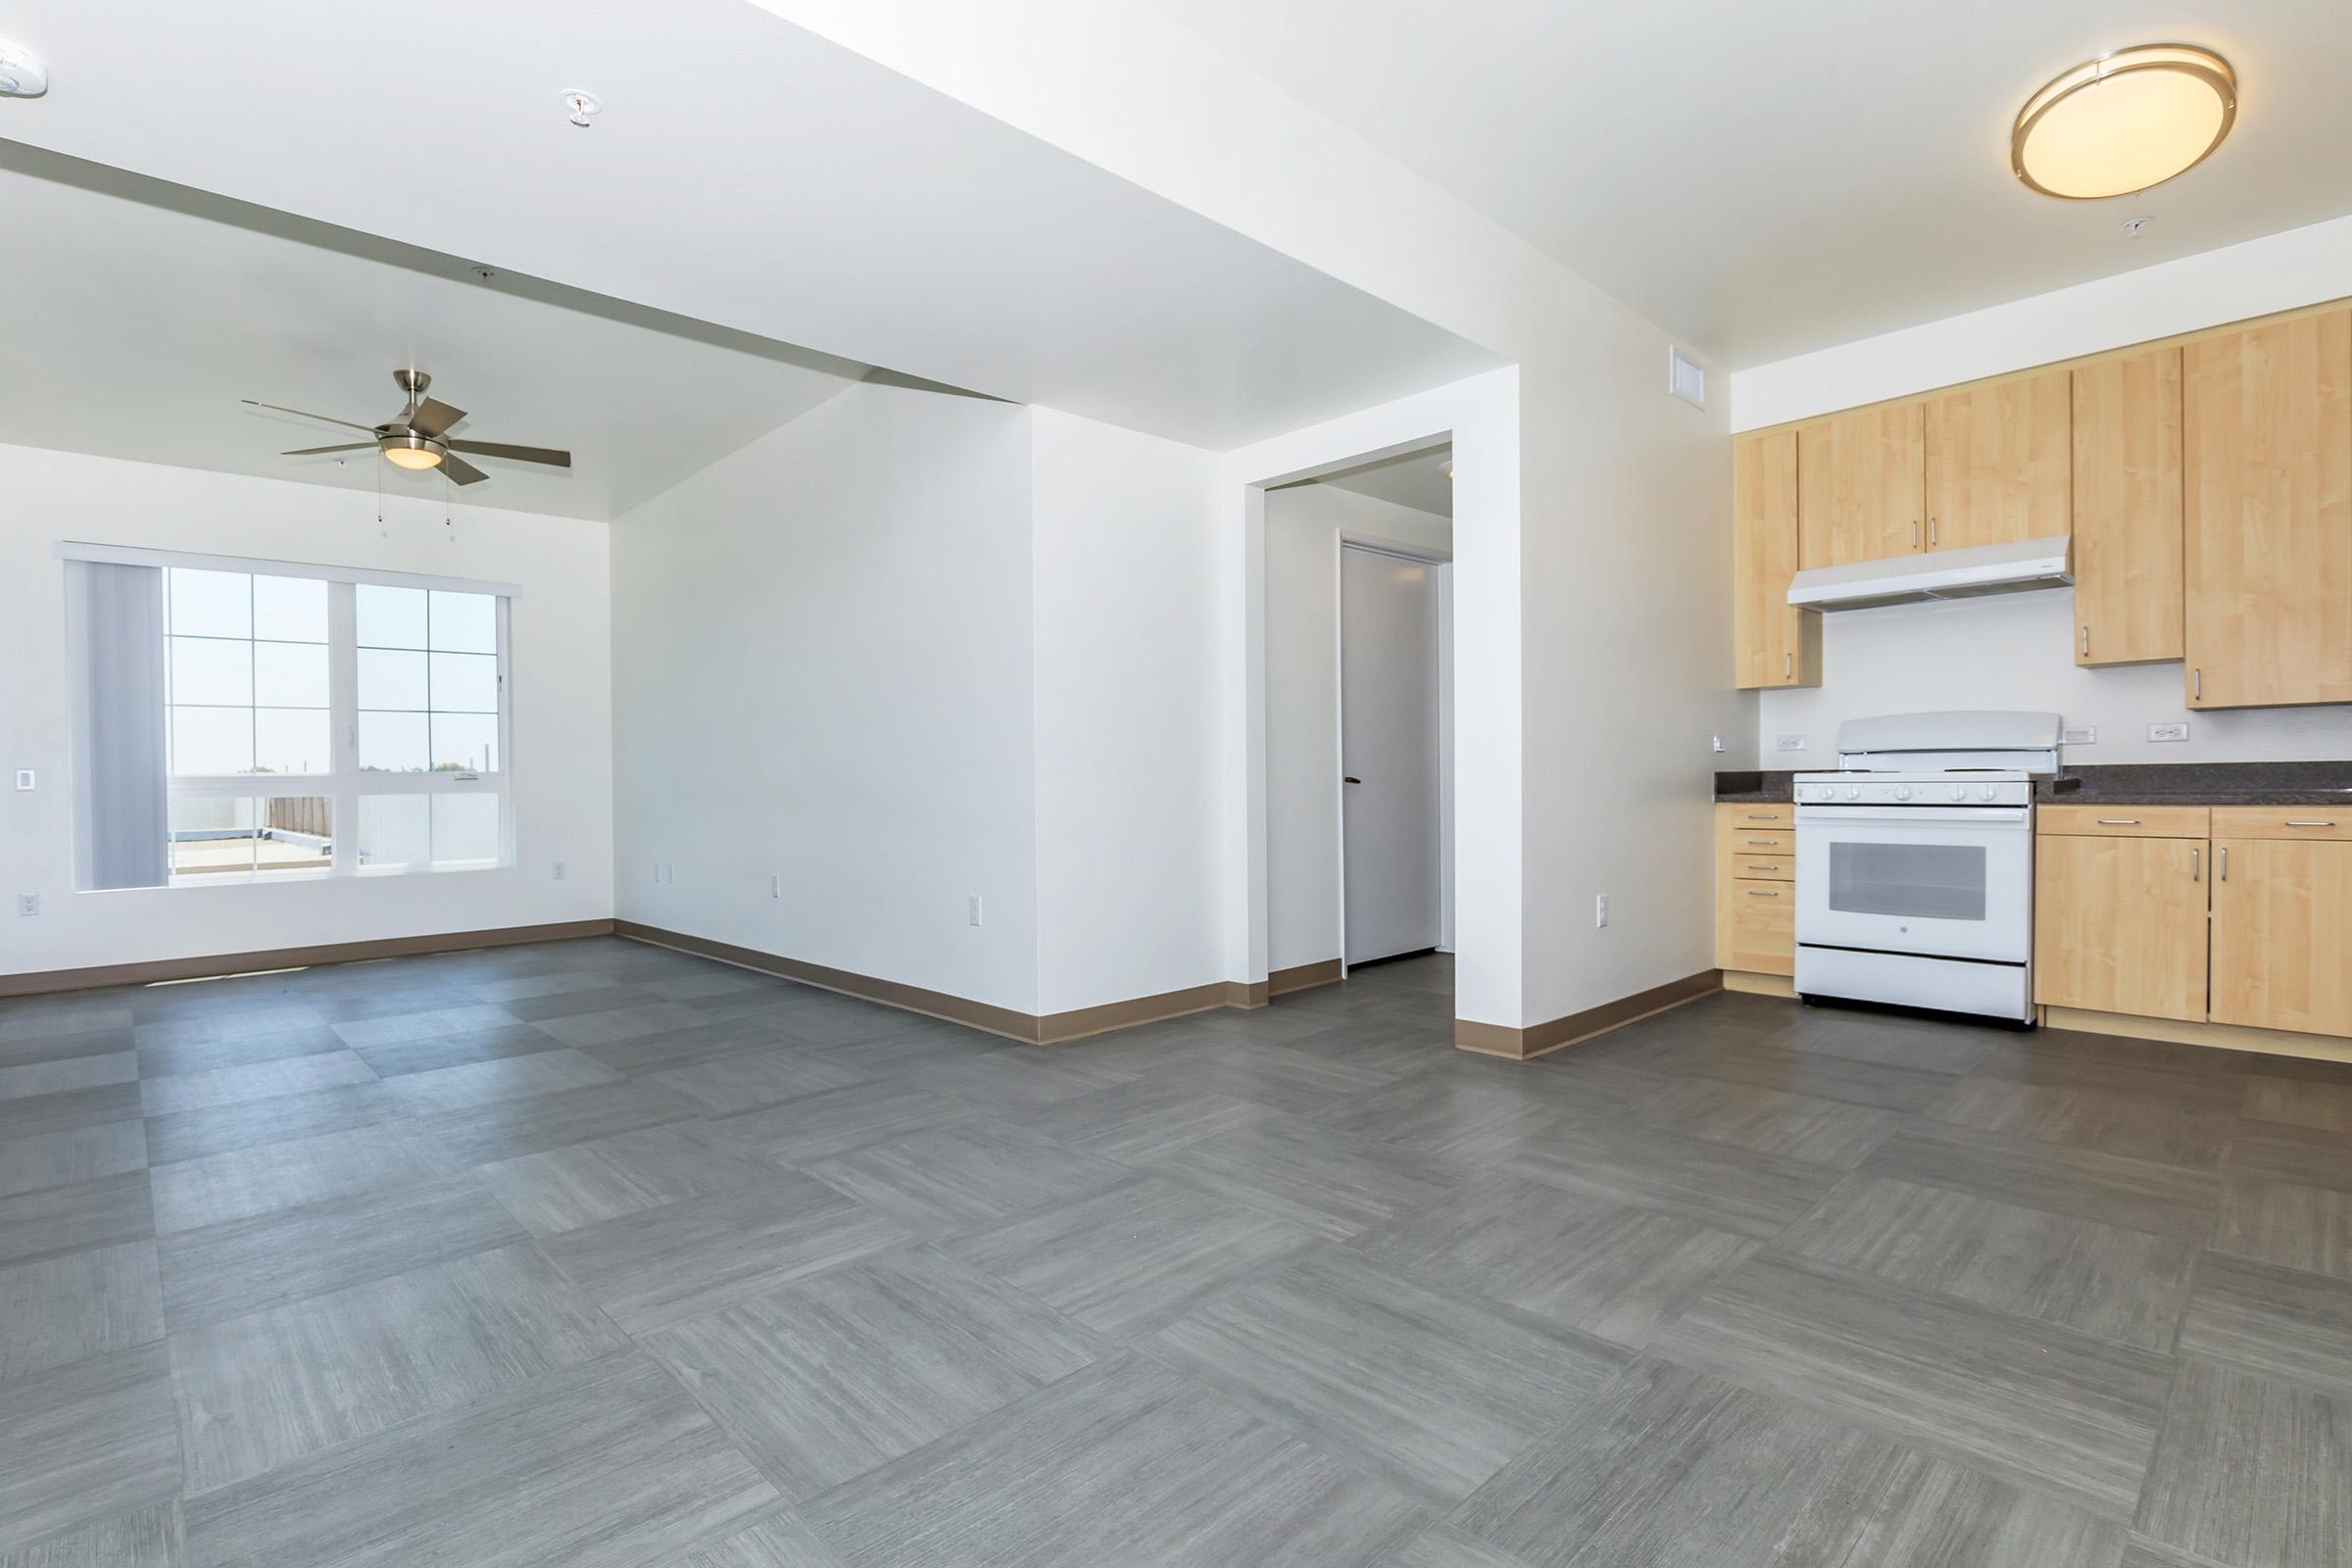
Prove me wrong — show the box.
[1717,878,1794,976]
[1719,850,1794,883]
[1720,804,1793,829]
[2036,805,2210,839]
[2211,808,2352,842]
[1723,828,1794,854]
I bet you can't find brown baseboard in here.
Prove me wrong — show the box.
[1455,969,1722,1061]
[612,920,1043,1041]
[614,920,1273,1046]
[1267,957,1344,997]
[0,919,617,999]
[1038,980,1261,1044]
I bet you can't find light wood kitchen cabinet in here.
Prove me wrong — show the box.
[2183,309,2352,709]
[2034,831,2209,1021]
[2211,837,2352,1036]
[1797,403,1924,568]
[2072,348,2184,666]
[1733,430,1821,689]
[1715,804,1794,976]
[1924,368,2071,551]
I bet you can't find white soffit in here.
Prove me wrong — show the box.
[0,147,869,521]
[0,0,1499,450]
[1143,0,2352,367]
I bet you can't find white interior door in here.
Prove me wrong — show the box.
[1341,545,1443,964]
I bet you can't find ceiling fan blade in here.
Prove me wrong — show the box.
[408,397,466,438]
[281,442,374,457]
[242,399,378,433]
[439,453,490,486]
[446,439,571,468]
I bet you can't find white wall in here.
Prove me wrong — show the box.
[612,380,1044,1014]
[1263,483,1452,973]
[0,442,613,977]
[1732,212,2352,432]
[1760,595,2352,765]
[1029,408,1224,1015]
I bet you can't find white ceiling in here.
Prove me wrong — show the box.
[1320,445,1452,517]
[0,0,1498,450]
[0,146,870,520]
[1143,0,2352,366]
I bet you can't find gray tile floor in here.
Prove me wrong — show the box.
[2,938,2349,1566]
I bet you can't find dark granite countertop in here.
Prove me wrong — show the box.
[2039,761,2352,808]
[1716,761,2352,807]
[1712,769,1795,803]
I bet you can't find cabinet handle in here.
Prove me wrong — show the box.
[2285,820,2336,829]
[2081,626,2090,657]
[2220,847,2229,881]
[1747,889,1781,898]
[1744,838,1780,847]
[1930,516,1938,546]
[2191,847,2200,881]
[1912,519,1920,548]
[2193,668,2202,701]
[2096,819,2139,826]
[1744,813,1779,821]
[1747,863,1778,871]
[1785,652,1792,679]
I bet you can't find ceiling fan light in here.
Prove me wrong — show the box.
[2012,44,2235,200]
[380,432,446,470]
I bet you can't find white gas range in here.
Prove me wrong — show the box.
[1792,711,2060,1025]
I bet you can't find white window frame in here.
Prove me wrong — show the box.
[58,541,518,887]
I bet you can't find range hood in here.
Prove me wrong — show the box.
[1788,535,2073,612]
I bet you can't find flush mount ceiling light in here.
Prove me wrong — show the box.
[2012,44,2236,199]
[0,37,49,97]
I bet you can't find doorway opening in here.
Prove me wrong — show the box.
[1263,442,1454,1021]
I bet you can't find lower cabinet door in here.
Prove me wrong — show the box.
[2211,838,2352,1036]
[1717,878,1794,976]
[2033,834,2208,1020]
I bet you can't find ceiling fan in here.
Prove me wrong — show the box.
[244,368,571,486]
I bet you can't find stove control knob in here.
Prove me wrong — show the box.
[1843,785,1862,800]
[1948,785,1967,801]
[1979,784,1997,802]
[1893,785,1912,801]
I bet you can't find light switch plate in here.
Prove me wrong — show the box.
[2148,722,2190,743]
[2061,725,2096,745]
[12,769,30,791]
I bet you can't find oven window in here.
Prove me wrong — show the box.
[1827,842,1986,921]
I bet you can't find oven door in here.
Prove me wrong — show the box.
[1794,806,2033,963]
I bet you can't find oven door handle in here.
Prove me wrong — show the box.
[1794,806,2031,826]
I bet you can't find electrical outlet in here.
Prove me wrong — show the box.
[1594,894,1609,929]
[551,861,566,881]
[1710,735,1725,754]
[2061,725,2096,745]
[968,894,984,928]
[2148,722,2190,743]
[17,893,38,917]
[1776,735,1806,753]
[12,769,31,791]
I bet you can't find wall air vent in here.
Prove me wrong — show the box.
[1668,348,1705,409]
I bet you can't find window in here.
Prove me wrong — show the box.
[63,546,514,890]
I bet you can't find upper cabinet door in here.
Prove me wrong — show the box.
[1733,430,1819,689]
[2072,348,2184,666]
[1796,403,1923,568]
[2183,309,2352,709]
[1923,369,2071,551]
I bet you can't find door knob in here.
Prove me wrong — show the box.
[1344,776,1362,784]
